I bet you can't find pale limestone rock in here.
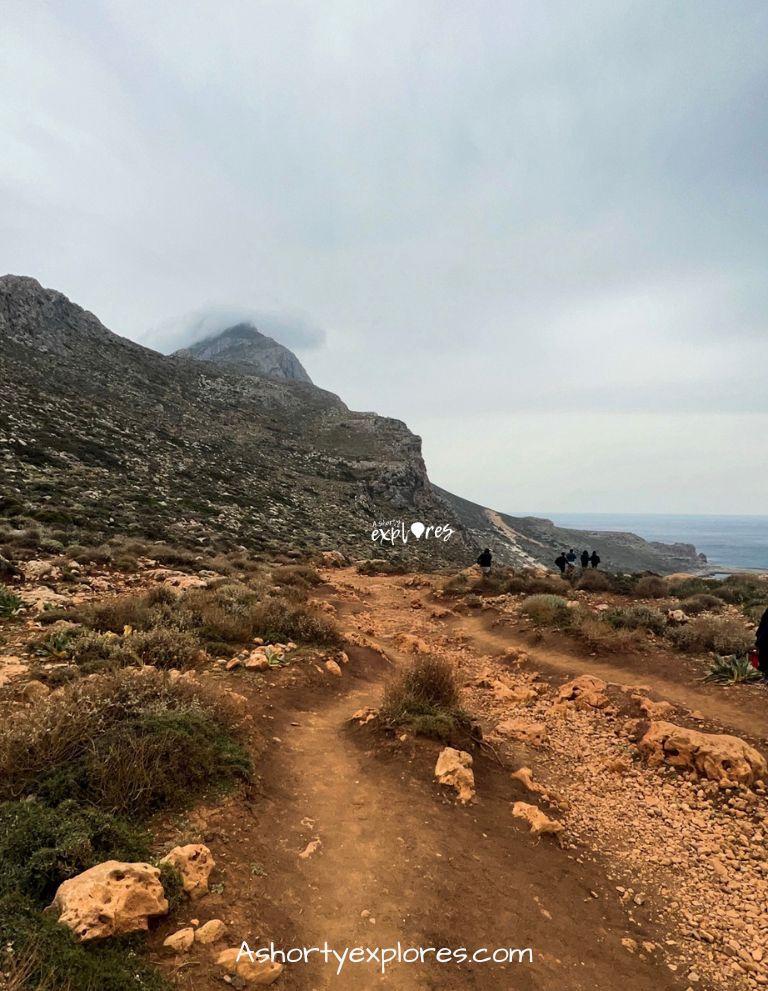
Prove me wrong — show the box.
[53,861,168,941]
[434,747,475,803]
[511,802,563,837]
[160,844,215,900]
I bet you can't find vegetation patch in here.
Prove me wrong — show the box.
[381,655,467,741]
[670,615,754,655]
[519,594,573,628]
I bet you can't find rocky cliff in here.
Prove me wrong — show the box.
[0,276,702,573]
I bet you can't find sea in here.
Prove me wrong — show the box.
[523,513,768,572]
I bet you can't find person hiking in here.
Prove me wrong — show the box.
[566,548,577,564]
[477,548,492,575]
[590,550,601,569]
[756,606,768,681]
[580,549,590,568]
[555,552,567,575]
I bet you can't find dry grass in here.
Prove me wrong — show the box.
[519,594,573,627]
[670,615,754,655]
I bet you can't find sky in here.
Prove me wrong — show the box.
[1,0,766,515]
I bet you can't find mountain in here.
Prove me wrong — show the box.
[0,275,703,572]
[173,322,312,383]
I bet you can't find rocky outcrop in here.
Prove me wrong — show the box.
[160,844,215,900]
[434,747,475,803]
[52,861,168,940]
[639,721,767,788]
[174,323,312,383]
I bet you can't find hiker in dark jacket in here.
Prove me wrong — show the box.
[757,607,768,679]
[555,552,567,575]
[590,551,601,569]
[566,548,577,564]
[477,548,492,574]
[580,550,590,568]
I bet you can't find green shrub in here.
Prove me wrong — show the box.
[571,610,649,652]
[381,655,463,739]
[0,799,149,906]
[0,584,24,619]
[670,615,754,655]
[705,655,762,685]
[519,594,572,627]
[680,594,724,616]
[127,628,200,669]
[744,602,768,624]
[604,605,667,635]
[635,576,669,599]
[0,893,169,991]
[247,598,342,646]
[668,577,715,599]
[0,669,250,816]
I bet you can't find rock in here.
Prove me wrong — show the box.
[244,650,271,671]
[320,550,347,567]
[0,657,29,689]
[556,675,609,709]
[225,657,242,671]
[196,918,227,944]
[164,927,195,952]
[636,696,675,720]
[298,838,322,859]
[52,861,168,941]
[216,947,284,985]
[434,747,475,803]
[21,559,59,582]
[639,721,767,788]
[667,609,686,624]
[394,632,430,654]
[511,767,546,795]
[349,707,377,725]
[160,844,215,900]
[495,719,547,746]
[22,679,50,702]
[324,659,342,677]
[511,801,563,837]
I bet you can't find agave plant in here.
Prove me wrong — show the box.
[0,585,24,619]
[705,654,761,686]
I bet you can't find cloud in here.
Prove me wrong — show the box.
[141,307,327,355]
[0,0,766,511]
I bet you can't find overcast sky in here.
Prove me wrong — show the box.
[2,0,766,514]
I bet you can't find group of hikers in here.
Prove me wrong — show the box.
[475,546,600,575]
[475,545,768,683]
[555,547,600,574]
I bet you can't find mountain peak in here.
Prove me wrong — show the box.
[173,322,312,384]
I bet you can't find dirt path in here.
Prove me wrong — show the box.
[155,568,767,989]
[452,610,768,745]
[234,573,684,991]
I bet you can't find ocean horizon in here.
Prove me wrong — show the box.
[517,512,768,572]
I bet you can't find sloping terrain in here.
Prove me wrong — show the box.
[0,275,701,572]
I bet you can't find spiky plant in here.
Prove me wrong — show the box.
[705,654,761,685]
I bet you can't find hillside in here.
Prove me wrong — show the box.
[0,275,701,573]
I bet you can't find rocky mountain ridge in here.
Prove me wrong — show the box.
[0,275,703,572]
[173,322,312,383]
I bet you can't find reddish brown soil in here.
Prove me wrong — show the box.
[145,568,768,990]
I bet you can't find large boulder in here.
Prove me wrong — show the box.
[160,844,215,900]
[434,747,475,803]
[639,721,767,788]
[52,861,168,940]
